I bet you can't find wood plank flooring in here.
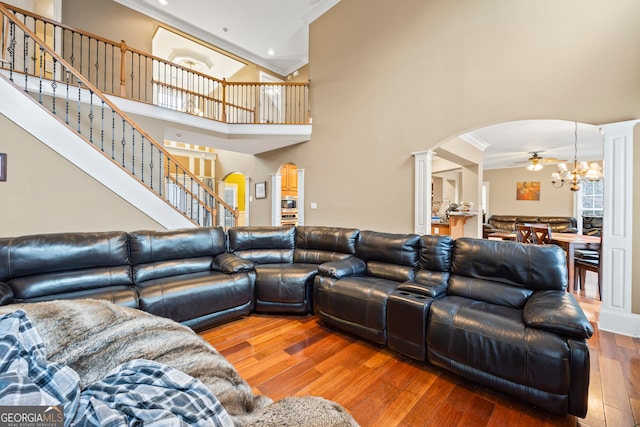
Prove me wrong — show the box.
[200,273,640,426]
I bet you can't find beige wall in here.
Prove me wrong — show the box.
[0,114,162,236]
[484,167,575,218]
[62,0,155,52]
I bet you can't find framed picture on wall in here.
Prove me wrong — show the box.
[516,181,540,200]
[0,153,6,181]
[255,181,267,199]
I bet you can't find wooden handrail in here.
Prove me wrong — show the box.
[0,1,311,125]
[151,79,255,113]
[0,3,238,225]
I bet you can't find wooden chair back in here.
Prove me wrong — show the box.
[515,224,534,243]
[531,223,552,244]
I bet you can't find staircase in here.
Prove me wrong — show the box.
[0,3,311,227]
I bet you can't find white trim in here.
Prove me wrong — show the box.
[597,119,639,337]
[271,173,282,225]
[412,150,434,235]
[297,168,305,225]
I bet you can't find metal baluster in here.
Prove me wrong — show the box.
[149,144,154,190]
[88,91,94,143]
[121,118,126,167]
[100,100,105,152]
[141,134,145,182]
[37,46,43,104]
[51,59,57,115]
[111,108,115,159]
[131,129,135,175]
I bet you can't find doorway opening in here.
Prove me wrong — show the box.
[221,172,248,226]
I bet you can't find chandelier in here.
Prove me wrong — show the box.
[551,122,603,191]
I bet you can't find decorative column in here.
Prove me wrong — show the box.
[297,168,305,226]
[598,119,639,337]
[412,150,435,235]
[271,173,282,226]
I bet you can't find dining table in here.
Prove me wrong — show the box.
[550,232,601,290]
[486,231,601,290]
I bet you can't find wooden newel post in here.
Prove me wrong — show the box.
[221,78,227,123]
[119,39,127,97]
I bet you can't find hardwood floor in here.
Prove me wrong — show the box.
[200,273,640,426]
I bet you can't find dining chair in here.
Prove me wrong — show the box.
[531,223,552,244]
[515,224,534,243]
[574,246,601,300]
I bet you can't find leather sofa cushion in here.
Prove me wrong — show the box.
[0,231,129,280]
[523,290,594,339]
[9,266,132,300]
[135,271,253,323]
[228,226,295,264]
[0,282,13,305]
[356,230,420,267]
[294,226,359,264]
[452,238,567,291]
[427,296,571,395]
[129,227,226,264]
[447,275,533,309]
[419,235,453,272]
[25,287,138,308]
[133,257,214,283]
[366,261,416,283]
[315,275,399,334]
[254,264,318,304]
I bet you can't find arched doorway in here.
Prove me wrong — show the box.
[220,172,249,226]
[271,163,305,226]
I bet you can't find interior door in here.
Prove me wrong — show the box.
[259,71,284,123]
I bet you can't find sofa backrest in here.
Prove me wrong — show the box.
[536,216,578,232]
[449,237,568,308]
[129,227,226,283]
[0,231,131,300]
[415,235,453,287]
[487,215,518,232]
[294,226,359,264]
[356,230,420,282]
[228,226,295,264]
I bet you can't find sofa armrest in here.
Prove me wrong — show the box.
[0,282,14,305]
[396,281,447,298]
[212,253,255,274]
[523,290,594,339]
[318,257,366,279]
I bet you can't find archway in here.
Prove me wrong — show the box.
[221,172,249,226]
[271,163,305,226]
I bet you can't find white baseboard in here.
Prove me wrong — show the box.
[598,309,640,338]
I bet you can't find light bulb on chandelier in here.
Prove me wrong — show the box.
[550,122,603,191]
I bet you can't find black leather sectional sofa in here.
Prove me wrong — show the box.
[0,225,594,417]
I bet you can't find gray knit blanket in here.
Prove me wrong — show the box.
[0,299,359,427]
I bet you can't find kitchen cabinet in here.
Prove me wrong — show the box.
[281,163,298,197]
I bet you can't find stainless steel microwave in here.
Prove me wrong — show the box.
[281,198,297,209]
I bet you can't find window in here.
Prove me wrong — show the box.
[581,179,604,217]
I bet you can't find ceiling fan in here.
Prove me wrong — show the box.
[516,152,567,171]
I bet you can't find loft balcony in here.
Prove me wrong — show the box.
[0,2,311,155]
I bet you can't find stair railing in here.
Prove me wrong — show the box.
[0,2,310,124]
[0,3,238,227]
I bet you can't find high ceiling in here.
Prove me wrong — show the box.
[114,0,342,76]
[113,1,605,169]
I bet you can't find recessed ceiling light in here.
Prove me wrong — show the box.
[268,49,275,56]
[158,0,168,5]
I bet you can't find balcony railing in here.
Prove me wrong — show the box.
[0,3,238,227]
[0,2,310,124]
